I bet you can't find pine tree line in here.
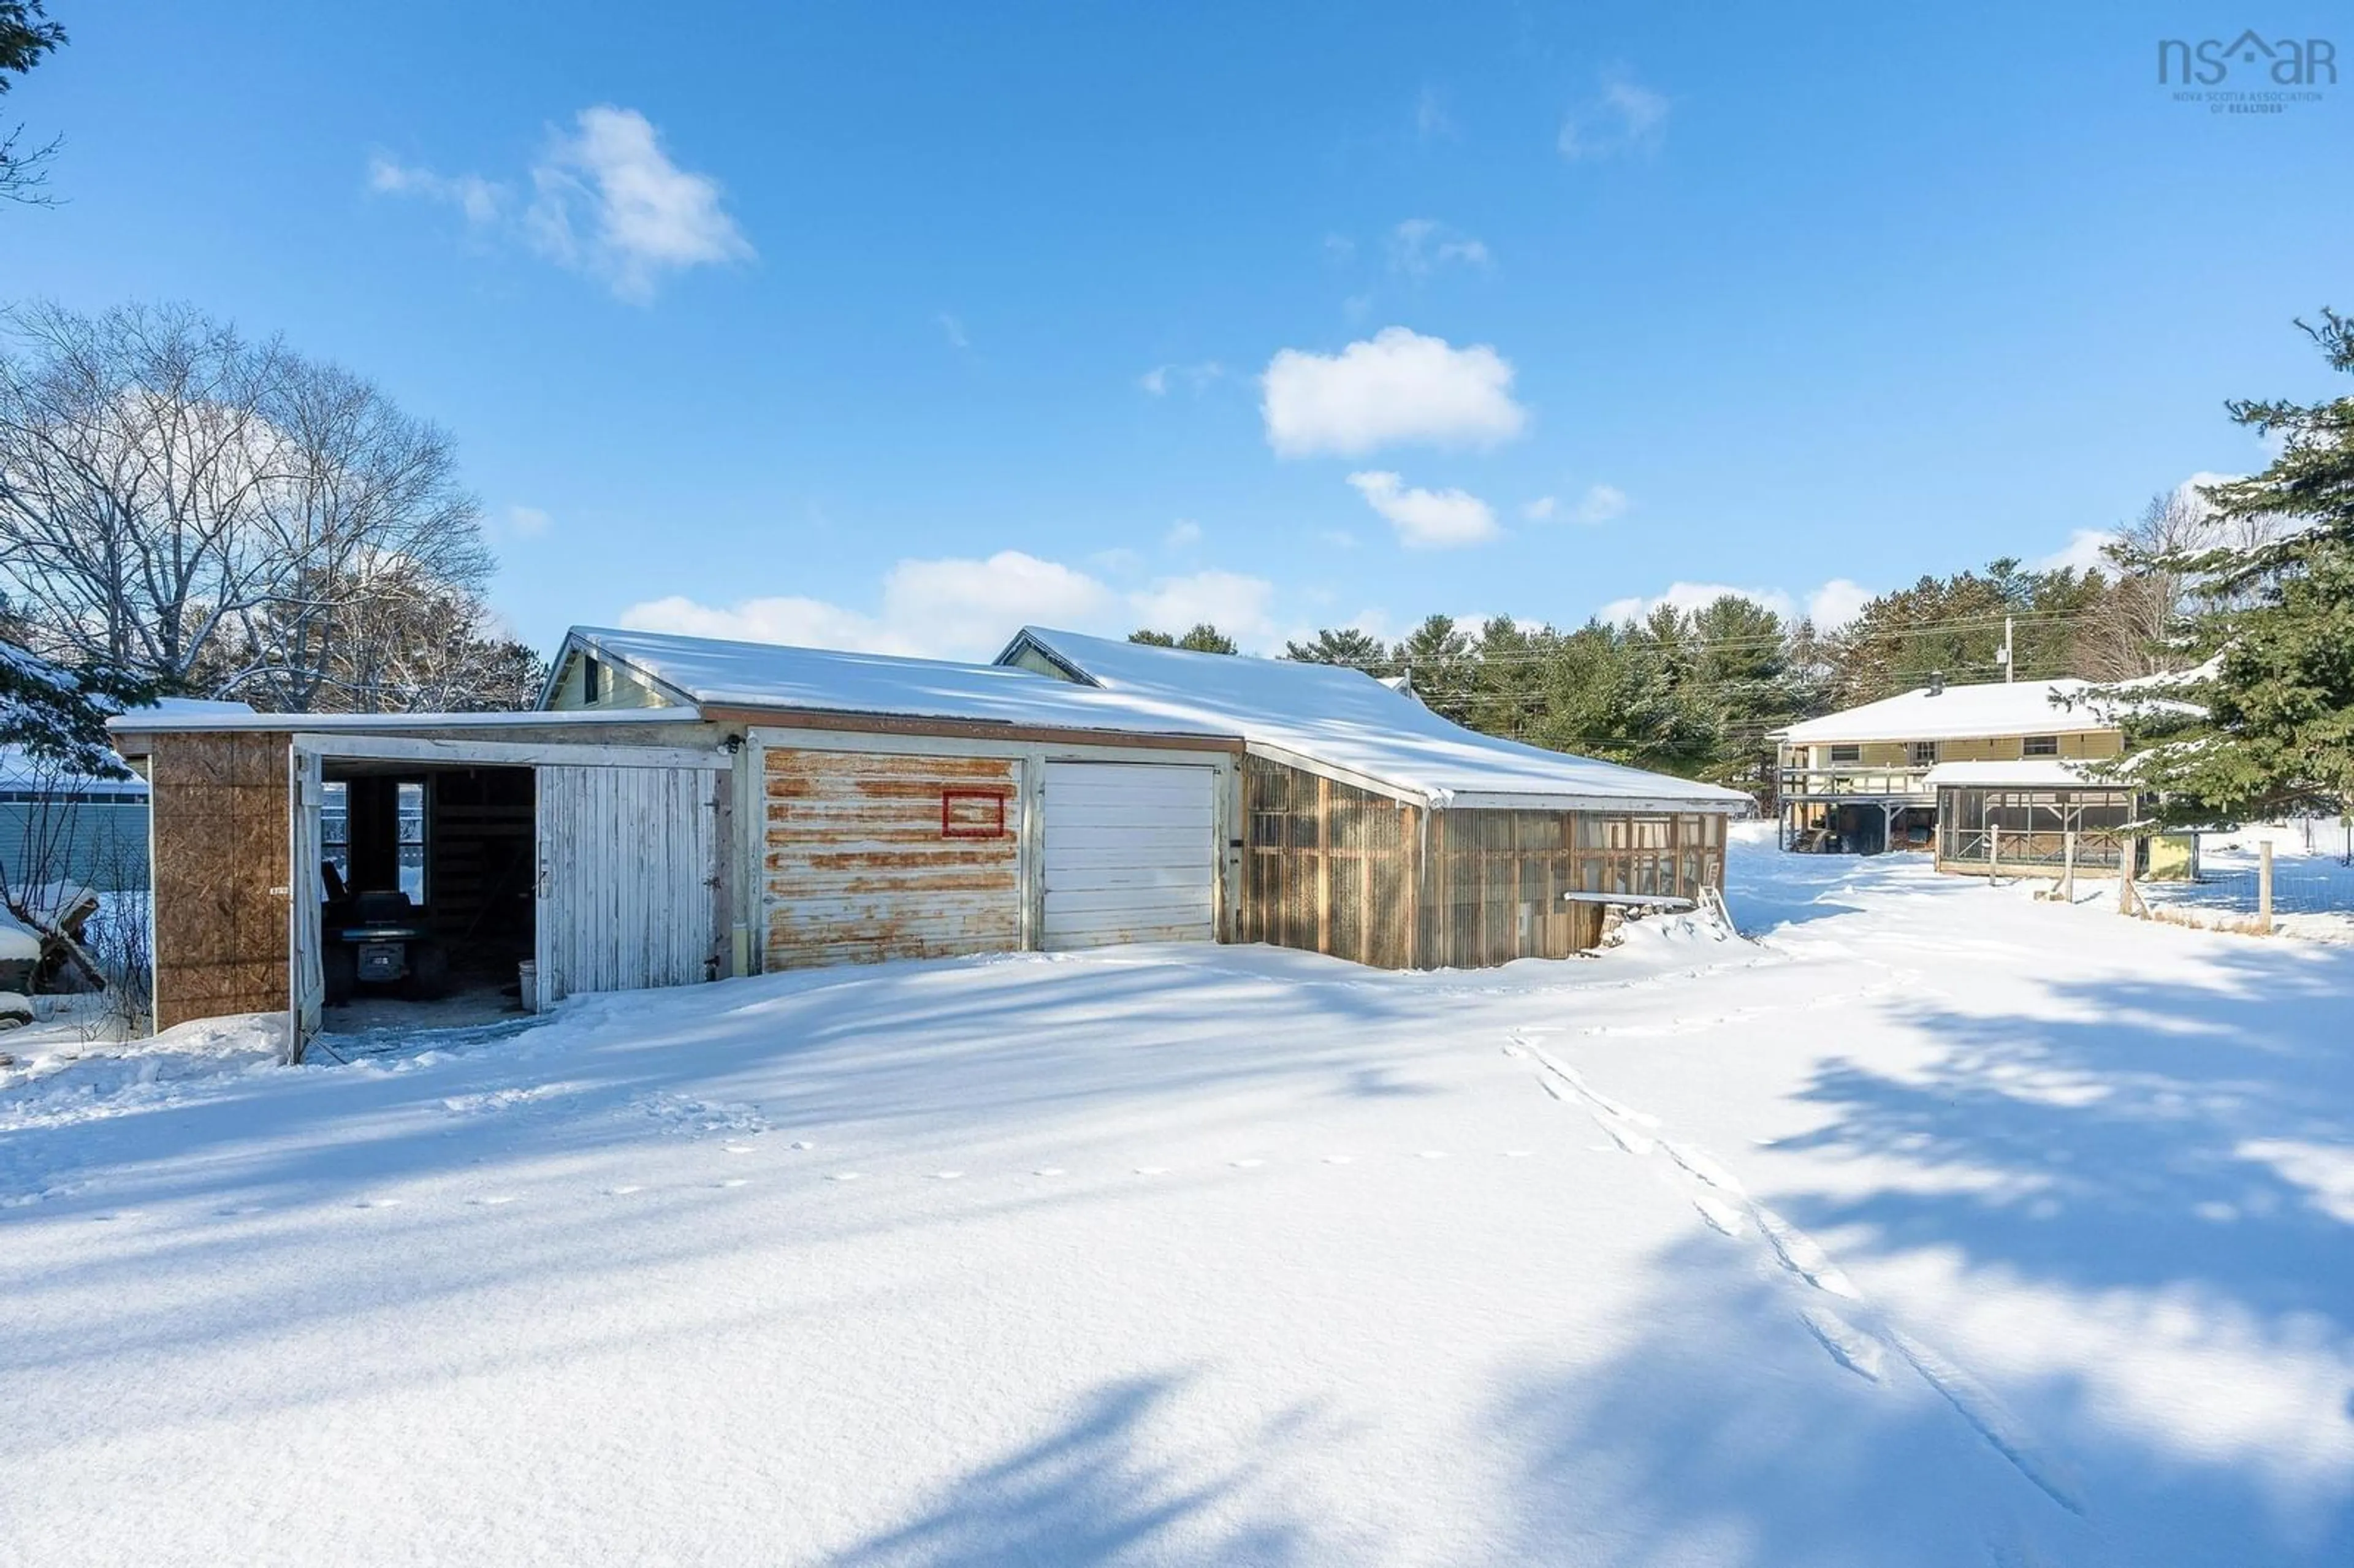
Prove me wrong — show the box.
[1137,561,2154,799]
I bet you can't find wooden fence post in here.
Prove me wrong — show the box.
[2258,839,2274,934]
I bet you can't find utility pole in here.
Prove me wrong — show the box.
[2001,616,2015,682]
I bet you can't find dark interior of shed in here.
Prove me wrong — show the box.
[322,763,536,1026]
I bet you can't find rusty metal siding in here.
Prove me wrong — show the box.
[762,748,1023,969]
[536,763,721,1004]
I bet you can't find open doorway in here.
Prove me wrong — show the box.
[317,762,536,1032]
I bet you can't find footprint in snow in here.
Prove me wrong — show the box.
[825,1172,861,1183]
[1798,1304,1886,1383]
[790,1140,815,1151]
[1035,1167,1065,1177]
[1691,1193,1747,1237]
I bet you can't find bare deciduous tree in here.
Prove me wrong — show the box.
[0,302,290,682]
[2076,490,2206,680]
[224,357,492,709]
[0,301,498,712]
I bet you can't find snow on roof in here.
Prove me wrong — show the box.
[1921,759,2108,789]
[562,627,1240,741]
[1775,679,2115,745]
[108,704,707,734]
[0,745,147,793]
[1001,626,1750,811]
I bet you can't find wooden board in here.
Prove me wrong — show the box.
[761,747,1023,969]
[536,764,722,1005]
[148,731,294,1030]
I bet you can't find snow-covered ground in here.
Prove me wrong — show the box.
[4,827,2350,1566]
[2143,823,2354,945]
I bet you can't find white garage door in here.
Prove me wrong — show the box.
[1042,762,1217,949]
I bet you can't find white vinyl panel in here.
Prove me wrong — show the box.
[1041,762,1217,949]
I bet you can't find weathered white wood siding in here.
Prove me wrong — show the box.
[536,763,720,1005]
[1041,761,1217,948]
[762,748,1023,968]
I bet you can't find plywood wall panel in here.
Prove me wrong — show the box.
[149,732,294,1030]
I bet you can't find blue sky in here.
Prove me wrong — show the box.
[9,2,2350,658]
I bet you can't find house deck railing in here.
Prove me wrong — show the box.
[1776,766,1933,801]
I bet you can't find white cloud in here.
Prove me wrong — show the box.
[1598,581,1794,625]
[1388,218,1491,279]
[2036,529,2117,574]
[1594,576,1879,630]
[1577,483,1629,523]
[2175,470,2238,517]
[1130,571,1277,644]
[1346,470,1500,549]
[1262,327,1528,457]
[525,106,752,302]
[936,312,970,351]
[883,552,1114,657]
[368,154,504,225]
[620,593,916,655]
[505,504,552,537]
[1806,579,1875,629]
[1522,484,1628,525]
[1138,360,1223,397]
[1558,72,1670,161]
[1163,519,1203,550]
[622,552,1281,660]
[1414,86,1455,142]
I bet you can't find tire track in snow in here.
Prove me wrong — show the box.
[1507,1034,2086,1520]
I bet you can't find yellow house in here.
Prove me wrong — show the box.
[1772,676,2124,857]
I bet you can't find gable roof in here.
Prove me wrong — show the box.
[998,626,1750,811]
[1773,679,2112,746]
[549,626,1239,742]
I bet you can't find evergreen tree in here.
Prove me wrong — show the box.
[1686,594,1796,794]
[1,1,69,205]
[1827,561,2109,702]
[1520,619,1716,774]
[1282,627,1391,674]
[0,632,153,779]
[1394,614,1474,723]
[1127,623,1236,654]
[2101,311,2354,825]
[1466,615,1556,741]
